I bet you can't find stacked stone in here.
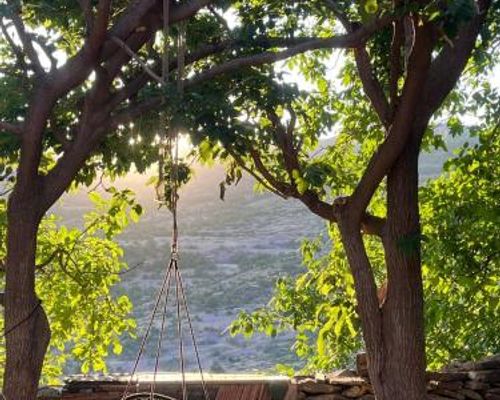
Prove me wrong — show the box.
[428,354,500,400]
[289,354,500,400]
[290,373,374,400]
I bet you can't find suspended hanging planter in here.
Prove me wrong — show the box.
[119,3,209,400]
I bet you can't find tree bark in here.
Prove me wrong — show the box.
[377,131,426,400]
[338,129,426,400]
[3,187,50,400]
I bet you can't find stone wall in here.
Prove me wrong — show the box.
[40,354,500,399]
[38,374,289,400]
[288,354,500,400]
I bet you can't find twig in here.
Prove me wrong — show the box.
[0,121,23,137]
[112,36,165,85]
[9,6,45,75]
[226,147,288,199]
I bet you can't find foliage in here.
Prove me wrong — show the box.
[230,228,379,373]
[422,124,500,369]
[0,187,143,383]
[230,123,500,373]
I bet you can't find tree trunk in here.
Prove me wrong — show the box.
[3,190,50,400]
[376,133,426,400]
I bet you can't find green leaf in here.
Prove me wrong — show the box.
[364,0,378,14]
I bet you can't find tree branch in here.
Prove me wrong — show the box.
[354,47,392,128]
[100,0,214,62]
[347,21,435,223]
[324,1,392,127]
[8,6,45,75]
[188,16,395,86]
[323,0,352,29]
[208,5,231,34]
[336,221,383,379]
[111,36,165,85]
[0,19,28,73]
[418,0,492,123]
[108,35,348,111]
[226,148,288,199]
[249,148,295,197]
[0,121,23,138]
[77,0,94,35]
[389,20,404,111]
[267,109,300,180]
[107,17,394,128]
[30,35,57,71]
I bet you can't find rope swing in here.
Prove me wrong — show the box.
[121,2,210,399]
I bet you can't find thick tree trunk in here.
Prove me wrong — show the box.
[376,133,426,400]
[339,132,427,400]
[3,191,50,400]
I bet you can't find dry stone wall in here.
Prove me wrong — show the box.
[289,354,500,400]
[39,354,500,400]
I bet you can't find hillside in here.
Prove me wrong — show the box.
[53,135,467,374]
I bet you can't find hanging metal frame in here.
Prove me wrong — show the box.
[121,1,210,399]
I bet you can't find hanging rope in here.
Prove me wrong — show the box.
[156,0,170,205]
[171,20,187,400]
[122,4,210,400]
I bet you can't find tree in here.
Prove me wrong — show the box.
[0,0,400,397]
[0,186,140,384]
[182,2,498,399]
[0,0,497,399]
[229,119,500,373]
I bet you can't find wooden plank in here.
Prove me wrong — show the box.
[215,384,272,400]
[259,384,272,400]
[216,384,243,400]
[62,393,121,400]
[283,384,298,400]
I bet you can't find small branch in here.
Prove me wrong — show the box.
[0,187,14,197]
[36,248,61,270]
[111,36,165,85]
[354,47,391,128]
[188,15,395,86]
[267,109,301,188]
[77,0,94,35]
[323,0,352,30]
[418,0,491,123]
[31,35,58,71]
[249,147,294,197]
[0,19,28,73]
[208,5,231,34]
[0,121,23,137]
[226,148,288,199]
[389,20,404,111]
[9,6,45,75]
